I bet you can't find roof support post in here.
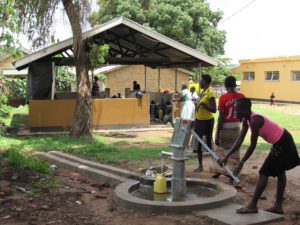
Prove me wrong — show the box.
[144,66,147,92]
[26,72,30,103]
[158,68,161,92]
[175,68,178,92]
[51,62,56,100]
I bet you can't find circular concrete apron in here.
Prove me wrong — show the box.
[114,178,237,214]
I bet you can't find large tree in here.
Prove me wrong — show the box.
[89,0,226,57]
[202,56,232,85]
[9,0,94,138]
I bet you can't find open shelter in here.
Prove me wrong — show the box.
[13,17,217,131]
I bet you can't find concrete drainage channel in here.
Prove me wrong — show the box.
[36,151,284,225]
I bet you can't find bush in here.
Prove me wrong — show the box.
[0,74,27,100]
[95,73,107,82]
[55,66,76,92]
[8,78,27,100]
[0,74,9,103]
[0,94,8,105]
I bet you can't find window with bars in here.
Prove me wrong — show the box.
[243,72,255,81]
[291,71,300,81]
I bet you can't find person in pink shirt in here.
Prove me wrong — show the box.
[219,98,300,214]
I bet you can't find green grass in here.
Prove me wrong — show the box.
[0,134,172,164]
[239,104,300,151]
[0,105,28,126]
[1,149,50,174]
[252,104,300,131]
[112,140,130,146]
[143,136,170,143]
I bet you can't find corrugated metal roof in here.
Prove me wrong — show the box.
[13,17,217,70]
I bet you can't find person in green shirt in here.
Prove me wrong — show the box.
[194,74,217,172]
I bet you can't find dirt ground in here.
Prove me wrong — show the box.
[1,130,300,225]
[0,166,213,225]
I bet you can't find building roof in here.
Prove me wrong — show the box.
[239,55,300,64]
[13,17,217,70]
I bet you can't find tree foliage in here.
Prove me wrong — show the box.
[0,0,21,56]
[12,0,91,49]
[94,73,107,82]
[201,56,232,85]
[89,0,226,56]
[88,44,110,68]
[55,67,76,92]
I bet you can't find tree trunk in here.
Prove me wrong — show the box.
[62,0,92,139]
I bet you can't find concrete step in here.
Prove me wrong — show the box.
[49,151,142,180]
[196,204,284,225]
[35,152,131,187]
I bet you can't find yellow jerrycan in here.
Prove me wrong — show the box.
[153,173,167,194]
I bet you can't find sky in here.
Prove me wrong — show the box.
[207,0,300,63]
[21,0,300,64]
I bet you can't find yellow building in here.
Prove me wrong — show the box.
[232,56,300,103]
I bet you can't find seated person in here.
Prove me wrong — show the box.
[92,77,100,98]
[133,81,141,91]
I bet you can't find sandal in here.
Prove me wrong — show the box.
[263,207,284,215]
[236,207,258,214]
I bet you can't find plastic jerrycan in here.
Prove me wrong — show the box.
[153,173,167,194]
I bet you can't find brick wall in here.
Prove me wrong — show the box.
[105,65,190,97]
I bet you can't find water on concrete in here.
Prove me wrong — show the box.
[131,184,219,202]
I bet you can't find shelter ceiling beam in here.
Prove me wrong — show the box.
[129,29,143,57]
[114,36,125,55]
[107,30,168,58]
[105,57,198,64]
[104,37,138,57]
[50,56,200,68]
